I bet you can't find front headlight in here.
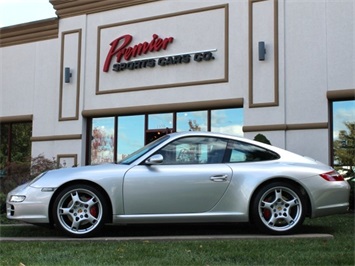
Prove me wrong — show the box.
[9,195,26,202]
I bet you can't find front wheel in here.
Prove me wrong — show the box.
[251,182,306,235]
[52,184,107,238]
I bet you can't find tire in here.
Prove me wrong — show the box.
[251,182,306,235]
[52,184,107,238]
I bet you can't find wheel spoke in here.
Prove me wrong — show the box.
[261,200,274,209]
[59,206,73,216]
[268,214,278,225]
[275,189,283,200]
[71,219,81,231]
[86,196,98,208]
[286,198,299,208]
[87,213,99,224]
[70,191,81,204]
[283,214,295,225]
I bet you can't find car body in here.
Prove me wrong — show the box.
[7,131,350,237]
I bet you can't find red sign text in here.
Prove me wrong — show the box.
[103,34,174,72]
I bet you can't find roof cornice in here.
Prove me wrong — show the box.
[0,0,160,47]
[50,0,160,18]
[0,18,59,47]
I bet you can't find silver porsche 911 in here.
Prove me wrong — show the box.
[7,132,350,238]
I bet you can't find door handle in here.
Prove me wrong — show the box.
[210,174,228,182]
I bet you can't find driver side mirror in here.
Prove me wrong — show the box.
[145,154,164,165]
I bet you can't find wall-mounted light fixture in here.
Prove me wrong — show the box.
[258,41,266,61]
[64,67,72,83]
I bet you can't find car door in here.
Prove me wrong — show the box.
[123,136,232,214]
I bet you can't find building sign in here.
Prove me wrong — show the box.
[103,34,174,72]
[103,34,216,73]
[94,5,227,94]
[111,50,216,72]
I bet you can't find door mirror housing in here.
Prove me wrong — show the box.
[145,154,164,165]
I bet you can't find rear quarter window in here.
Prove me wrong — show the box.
[227,140,280,163]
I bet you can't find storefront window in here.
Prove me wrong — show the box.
[0,124,10,171]
[148,113,173,130]
[88,107,243,165]
[11,123,32,162]
[176,111,207,132]
[90,117,115,164]
[0,122,32,177]
[211,108,244,137]
[332,100,355,177]
[117,115,144,161]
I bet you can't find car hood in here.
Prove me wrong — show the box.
[29,163,131,188]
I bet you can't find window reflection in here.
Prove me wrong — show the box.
[332,100,355,174]
[177,111,207,132]
[0,124,9,170]
[0,122,32,174]
[211,108,244,136]
[91,117,115,164]
[148,113,173,129]
[117,115,144,161]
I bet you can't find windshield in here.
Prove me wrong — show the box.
[118,135,170,164]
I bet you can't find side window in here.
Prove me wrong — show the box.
[230,150,247,162]
[227,140,279,163]
[157,137,228,165]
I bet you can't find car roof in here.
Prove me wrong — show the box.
[167,131,267,147]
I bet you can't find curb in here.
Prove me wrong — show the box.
[0,234,334,242]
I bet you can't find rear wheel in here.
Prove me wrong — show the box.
[251,182,306,235]
[52,184,107,238]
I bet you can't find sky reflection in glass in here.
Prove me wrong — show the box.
[211,108,243,137]
[117,115,144,161]
[333,100,355,140]
[148,113,173,129]
[177,111,207,131]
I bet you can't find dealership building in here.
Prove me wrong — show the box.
[0,0,354,168]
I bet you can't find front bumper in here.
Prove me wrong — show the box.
[6,183,55,224]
